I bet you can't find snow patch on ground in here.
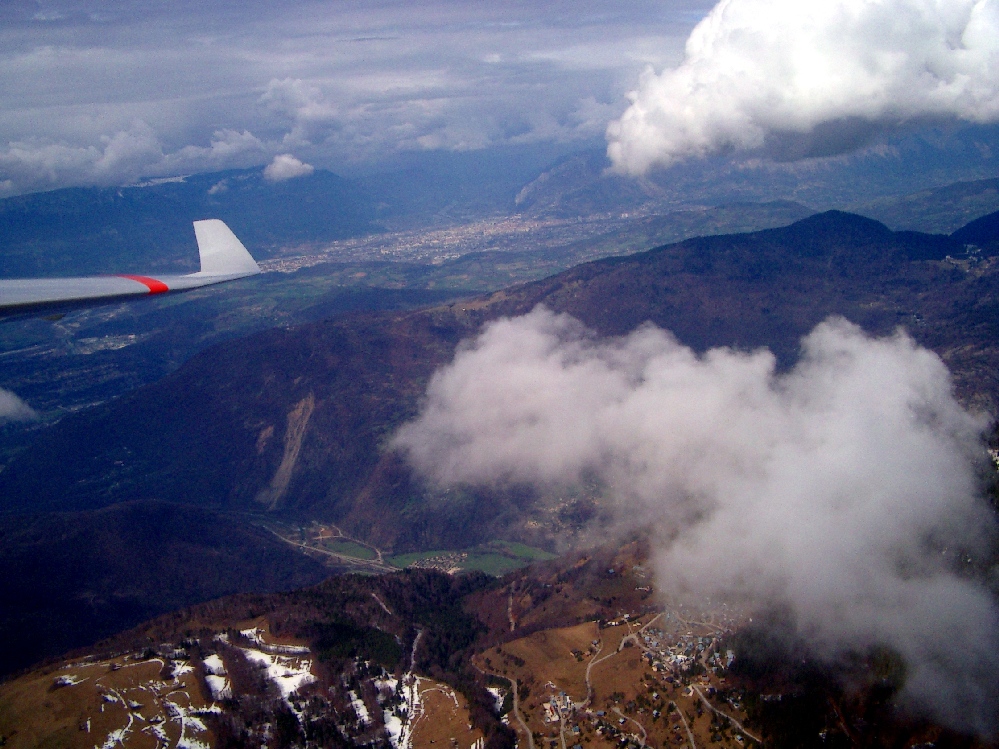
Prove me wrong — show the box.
[53,674,86,687]
[349,690,370,726]
[185,715,208,733]
[239,626,309,654]
[383,711,405,747]
[205,674,233,700]
[241,648,315,702]
[98,727,128,748]
[177,739,210,749]
[240,627,265,646]
[164,698,210,745]
[269,643,311,655]
[145,722,168,742]
[376,676,399,694]
[385,676,426,749]
[374,676,410,747]
[202,654,226,675]
[487,687,506,713]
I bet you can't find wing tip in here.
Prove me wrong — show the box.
[192,220,260,276]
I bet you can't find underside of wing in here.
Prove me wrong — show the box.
[0,275,169,309]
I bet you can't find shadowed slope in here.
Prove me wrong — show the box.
[1,211,996,535]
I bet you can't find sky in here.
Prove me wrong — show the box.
[3,0,999,197]
[0,0,709,196]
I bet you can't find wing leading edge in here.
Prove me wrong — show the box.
[0,219,261,312]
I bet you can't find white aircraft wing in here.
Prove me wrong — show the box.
[0,219,260,312]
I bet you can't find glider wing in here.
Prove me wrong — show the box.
[0,219,260,312]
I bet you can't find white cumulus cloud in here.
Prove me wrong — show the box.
[0,388,36,425]
[607,0,999,174]
[263,153,315,182]
[393,306,999,736]
[0,124,266,194]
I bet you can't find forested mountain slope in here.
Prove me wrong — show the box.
[4,211,997,537]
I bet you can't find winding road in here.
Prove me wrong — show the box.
[673,701,698,749]
[260,522,397,573]
[692,685,761,744]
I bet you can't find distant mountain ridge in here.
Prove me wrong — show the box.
[953,208,999,252]
[0,168,377,277]
[0,142,578,279]
[850,176,999,233]
[514,127,999,224]
[4,128,999,279]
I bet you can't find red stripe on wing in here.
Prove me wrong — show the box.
[115,275,170,294]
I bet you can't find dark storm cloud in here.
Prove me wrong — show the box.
[0,0,709,195]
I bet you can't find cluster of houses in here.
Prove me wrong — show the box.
[541,688,576,723]
[638,627,735,679]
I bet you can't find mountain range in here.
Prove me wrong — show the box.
[3,209,999,679]
[5,129,999,280]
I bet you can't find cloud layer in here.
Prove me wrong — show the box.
[0,0,704,195]
[608,0,999,174]
[393,307,999,735]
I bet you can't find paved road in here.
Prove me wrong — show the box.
[673,701,698,749]
[613,706,648,747]
[261,524,397,573]
[692,685,761,744]
[512,679,536,749]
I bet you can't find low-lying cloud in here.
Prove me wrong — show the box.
[0,123,266,196]
[0,387,36,425]
[607,0,999,174]
[263,154,314,182]
[393,306,999,736]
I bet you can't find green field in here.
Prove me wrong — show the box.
[484,540,557,561]
[385,541,556,575]
[320,539,377,560]
[461,552,535,576]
